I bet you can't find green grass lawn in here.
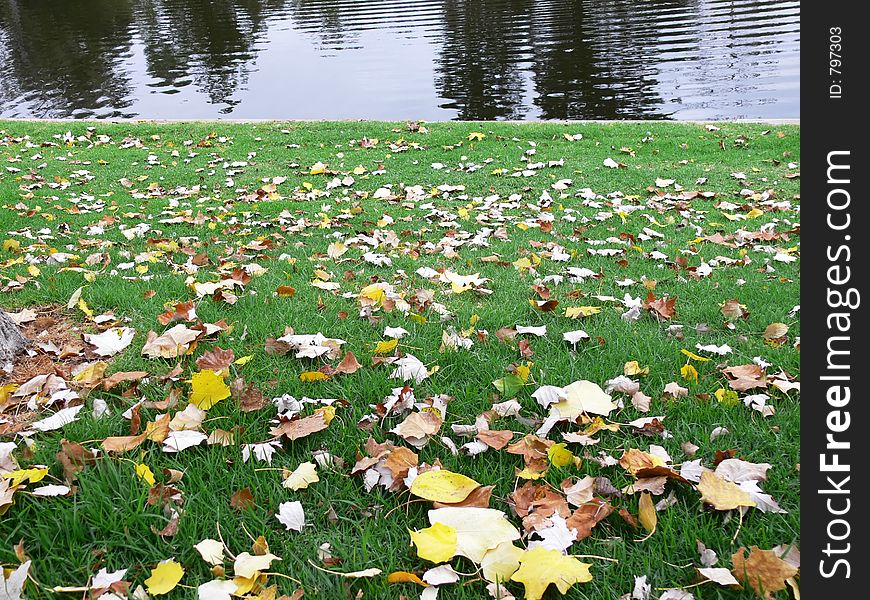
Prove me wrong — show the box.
[0,120,799,599]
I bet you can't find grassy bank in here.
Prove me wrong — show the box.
[0,120,800,599]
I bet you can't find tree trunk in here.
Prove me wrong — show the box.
[0,310,28,364]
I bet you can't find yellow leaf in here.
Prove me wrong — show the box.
[409,470,481,503]
[680,364,698,383]
[135,463,156,486]
[516,467,547,480]
[373,338,399,354]
[0,384,18,405]
[190,369,231,410]
[2,467,49,486]
[410,313,428,325]
[468,132,486,141]
[514,364,531,383]
[2,239,20,253]
[409,522,457,563]
[78,297,93,318]
[547,443,574,468]
[282,462,319,491]
[144,560,184,596]
[359,283,386,303]
[73,361,108,385]
[746,208,764,218]
[27,265,40,277]
[714,388,740,406]
[510,547,592,600]
[299,371,329,382]
[316,405,337,425]
[624,361,649,376]
[680,349,710,362]
[565,306,601,318]
[697,471,756,511]
[428,507,521,563]
[234,552,281,579]
[481,542,525,583]
[513,257,532,270]
[309,162,327,175]
[638,491,657,534]
[234,355,253,365]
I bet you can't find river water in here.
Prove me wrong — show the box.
[0,0,799,120]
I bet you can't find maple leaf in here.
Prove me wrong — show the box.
[510,546,592,600]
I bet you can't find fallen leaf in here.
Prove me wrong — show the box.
[144,560,184,596]
[410,470,481,503]
[697,471,756,510]
[731,546,798,598]
[510,546,592,600]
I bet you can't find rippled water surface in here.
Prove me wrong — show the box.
[0,0,799,120]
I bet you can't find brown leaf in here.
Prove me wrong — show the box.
[618,508,639,529]
[644,292,677,320]
[721,299,749,320]
[722,364,768,392]
[509,481,570,532]
[506,434,550,464]
[145,414,171,443]
[531,284,551,300]
[731,546,798,599]
[618,448,661,476]
[196,347,235,372]
[762,323,789,341]
[232,379,266,412]
[56,439,97,482]
[230,488,255,511]
[382,446,419,481]
[432,484,494,509]
[156,301,197,326]
[335,351,362,374]
[101,433,147,454]
[264,337,291,356]
[476,429,514,450]
[391,411,442,447]
[151,512,180,538]
[103,371,149,391]
[517,339,534,358]
[270,412,330,441]
[566,499,614,541]
[129,403,142,435]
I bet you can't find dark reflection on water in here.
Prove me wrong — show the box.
[0,0,799,120]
